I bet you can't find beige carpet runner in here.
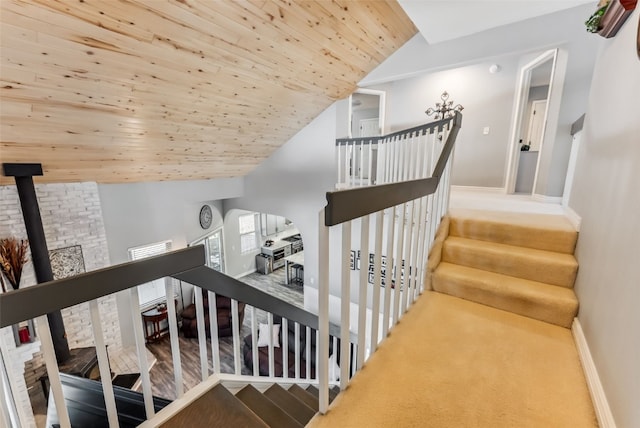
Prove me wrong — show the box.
[308,291,596,427]
[429,208,579,328]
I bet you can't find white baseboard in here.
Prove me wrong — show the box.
[563,206,582,231]
[572,318,616,428]
[450,185,505,193]
[531,193,562,204]
[234,269,257,279]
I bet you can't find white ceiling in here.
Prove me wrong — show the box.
[399,0,595,44]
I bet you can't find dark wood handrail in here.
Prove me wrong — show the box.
[0,246,205,328]
[0,245,352,342]
[174,266,348,340]
[325,112,462,226]
[335,115,452,146]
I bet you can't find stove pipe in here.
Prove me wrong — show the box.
[3,163,71,363]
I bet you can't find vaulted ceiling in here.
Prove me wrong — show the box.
[0,0,416,184]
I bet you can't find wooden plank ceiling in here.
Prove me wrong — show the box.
[0,0,416,184]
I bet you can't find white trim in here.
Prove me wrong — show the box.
[234,269,257,279]
[572,319,616,428]
[348,88,386,138]
[450,185,505,194]
[531,194,562,204]
[505,49,558,194]
[563,206,582,231]
[563,131,582,207]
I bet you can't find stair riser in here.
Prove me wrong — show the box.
[443,241,577,288]
[432,270,577,328]
[449,219,577,254]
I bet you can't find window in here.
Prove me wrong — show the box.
[128,240,173,309]
[239,213,258,253]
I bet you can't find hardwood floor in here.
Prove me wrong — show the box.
[146,268,304,400]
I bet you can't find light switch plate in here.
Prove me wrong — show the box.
[483,126,490,135]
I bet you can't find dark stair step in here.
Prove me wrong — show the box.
[306,384,340,403]
[162,384,267,427]
[236,385,303,428]
[264,384,316,426]
[46,373,171,428]
[288,384,319,411]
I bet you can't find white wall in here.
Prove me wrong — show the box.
[568,9,640,428]
[361,4,601,196]
[98,177,243,345]
[0,182,115,426]
[98,178,241,264]
[382,58,520,188]
[225,104,338,311]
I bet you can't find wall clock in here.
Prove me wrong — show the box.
[199,205,212,229]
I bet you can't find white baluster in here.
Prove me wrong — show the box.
[305,326,312,381]
[401,201,415,315]
[294,322,301,380]
[0,346,18,428]
[357,215,370,370]
[392,204,406,326]
[231,300,242,375]
[318,208,330,413]
[267,313,275,378]
[207,291,221,374]
[194,287,208,381]
[89,300,119,427]
[36,315,72,427]
[282,318,289,380]
[382,207,396,336]
[340,221,351,389]
[130,287,154,418]
[251,306,259,376]
[370,210,384,353]
[367,141,374,186]
[165,282,183,398]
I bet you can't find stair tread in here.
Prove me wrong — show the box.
[288,384,319,411]
[433,263,578,328]
[264,384,316,425]
[443,236,578,288]
[236,385,303,428]
[449,209,577,253]
[305,385,340,403]
[161,384,267,428]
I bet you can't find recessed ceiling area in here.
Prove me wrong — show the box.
[399,0,594,44]
[0,1,416,184]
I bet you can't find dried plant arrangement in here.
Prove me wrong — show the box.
[0,238,30,291]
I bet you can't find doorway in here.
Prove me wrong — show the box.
[506,49,557,195]
[346,88,385,185]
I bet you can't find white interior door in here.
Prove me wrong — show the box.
[526,100,547,151]
[359,118,379,137]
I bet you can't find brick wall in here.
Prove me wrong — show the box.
[0,182,119,426]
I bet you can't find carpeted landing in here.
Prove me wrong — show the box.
[307,291,597,428]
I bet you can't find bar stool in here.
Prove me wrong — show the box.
[292,264,304,285]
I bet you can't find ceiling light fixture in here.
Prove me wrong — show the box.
[489,64,501,74]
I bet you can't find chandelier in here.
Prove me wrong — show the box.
[425,91,464,120]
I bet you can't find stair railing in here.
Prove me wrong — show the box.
[336,115,456,188]
[0,247,354,427]
[317,112,462,413]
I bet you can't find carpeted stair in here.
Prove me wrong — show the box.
[431,209,579,328]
